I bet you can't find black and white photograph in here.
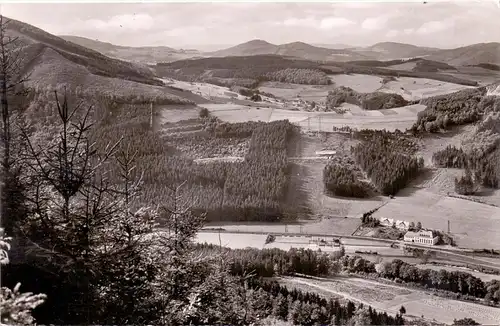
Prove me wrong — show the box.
[1,1,500,325]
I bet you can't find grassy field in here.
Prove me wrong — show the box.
[259,74,474,103]
[372,188,500,249]
[378,77,473,101]
[328,74,384,93]
[279,276,500,325]
[258,82,336,102]
[200,103,426,132]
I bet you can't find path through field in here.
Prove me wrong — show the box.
[279,276,500,325]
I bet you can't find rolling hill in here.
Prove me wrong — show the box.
[426,42,500,66]
[360,42,441,59]
[2,17,205,104]
[207,40,500,66]
[59,35,203,63]
[209,39,279,57]
[209,39,370,62]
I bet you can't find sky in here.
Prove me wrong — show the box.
[1,1,499,50]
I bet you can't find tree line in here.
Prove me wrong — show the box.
[197,243,500,305]
[376,259,499,303]
[195,244,405,325]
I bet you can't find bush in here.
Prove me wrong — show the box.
[454,169,477,195]
[199,107,210,118]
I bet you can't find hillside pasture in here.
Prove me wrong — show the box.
[372,188,500,249]
[378,77,474,101]
[162,78,243,101]
[279,276,500,325]
[447,66,500,86]
[27,48,199,104]
[258,81,336,102]
[327,74,384,93]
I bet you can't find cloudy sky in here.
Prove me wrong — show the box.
[1,1,499,50]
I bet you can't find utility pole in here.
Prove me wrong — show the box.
[149,102,153,129]
[447,220,450,234]
[318,115,321,138]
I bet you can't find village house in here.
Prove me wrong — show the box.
[403,230,439,245]
[395,220,410,230]
[377,217,409,230]
[378,217,394,227]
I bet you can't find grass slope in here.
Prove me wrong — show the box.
[6,17,161,86]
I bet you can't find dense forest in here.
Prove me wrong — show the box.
[325,86,408,111]
[410,88,496,133]
[90,105,300,222]
[323,163,373,198]
[431,111,500,190]
[264,68,332,85]
[351,131,424,195]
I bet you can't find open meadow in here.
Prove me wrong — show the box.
[378,77,473,101]
[199,103,427,132]
[279,276,500,325]
[259,74,474,102]
[372,188,500,250]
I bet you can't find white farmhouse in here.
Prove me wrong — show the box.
[395,220,410,230]
[378,217,394,227]
[404,230,439,245]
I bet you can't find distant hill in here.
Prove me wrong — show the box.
[426,42,500,66]
[313,43,354,50]
[361,42,441,59]
[59,35,203,63]
[206,40,500,66]
[209,39,279,57]
[209,39,369,62]
[4,17,204,104]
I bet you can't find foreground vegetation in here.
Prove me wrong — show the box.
[196,244,500,306]
[1,88,407,326]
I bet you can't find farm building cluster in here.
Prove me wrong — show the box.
[377,217,411,230]
[376,217,439,246]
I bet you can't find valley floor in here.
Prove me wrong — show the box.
[278,275,500,325]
